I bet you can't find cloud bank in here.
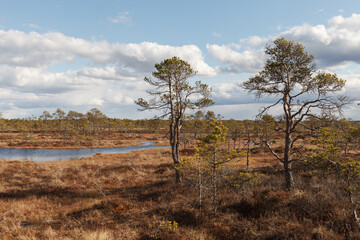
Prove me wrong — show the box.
[0,30,216,118]
[206,14,360,118]
[1,13,360,119]
[208,14,360,72]
[0,30,216,77]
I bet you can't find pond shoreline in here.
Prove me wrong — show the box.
[0,132,170,150]
[1,141,169,150]
[0,141,170,162]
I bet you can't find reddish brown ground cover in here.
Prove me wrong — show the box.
[0,134,359,239]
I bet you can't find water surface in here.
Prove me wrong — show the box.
[0,142,168,162]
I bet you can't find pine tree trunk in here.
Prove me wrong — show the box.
[170,119,182,183]
[198,169,202,210]
[212,164,217,214]
[246,139,250,171]
[283,131,294,190]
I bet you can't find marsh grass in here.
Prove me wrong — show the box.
[1,147,360,239]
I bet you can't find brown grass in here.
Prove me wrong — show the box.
[0,132,169,149]
[1,139,360,239]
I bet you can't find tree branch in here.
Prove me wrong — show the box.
[263,141,284,163]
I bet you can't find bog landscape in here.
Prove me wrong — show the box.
[1,38,360,240]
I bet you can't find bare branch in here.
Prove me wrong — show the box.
[256,98,282,119]
[263,141,284,163]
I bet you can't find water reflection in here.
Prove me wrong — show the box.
[0,142,168,162]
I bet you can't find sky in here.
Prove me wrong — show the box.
[0,0,360,120]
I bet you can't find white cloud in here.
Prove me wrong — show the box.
[314,9,325,15]
[77,67,137,81]
[0,65,109,94]
[0,29,218,119]
[207,44,266,73]
[25,23,40,29]
[337,72,360,101]
[0,30,216,77]
[207,103,284,120]
[204,14,360,120]
[0,30,74,67]
[281,14,360,68]
[104,89,134,104]
[246,35,270,48]
[108,11,133,25]
[110,42,217,77]
[212,31,221,37]
[208,14,360,72]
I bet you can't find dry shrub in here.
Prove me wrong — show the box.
[311,226,338,240]
[226,188,289,218]
[140,219,181,240]
[217,183,350,239]
[179,148,195,156]
[224,198,257,218]
[169,209,200,227]
[208,220,253,240]
[2,143,360,239]
[253,188,289,214]
[257,219,313,240]
[287,190,339,222]
[273,146,284,153]
[250,147,262,154]
[67,229,114,240]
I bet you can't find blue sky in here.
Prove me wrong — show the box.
[0,0,360,119]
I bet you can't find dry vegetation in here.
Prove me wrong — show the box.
[1,134,360,239]
[0,132,168,149]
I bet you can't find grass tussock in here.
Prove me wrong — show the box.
[1,147,360,239]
